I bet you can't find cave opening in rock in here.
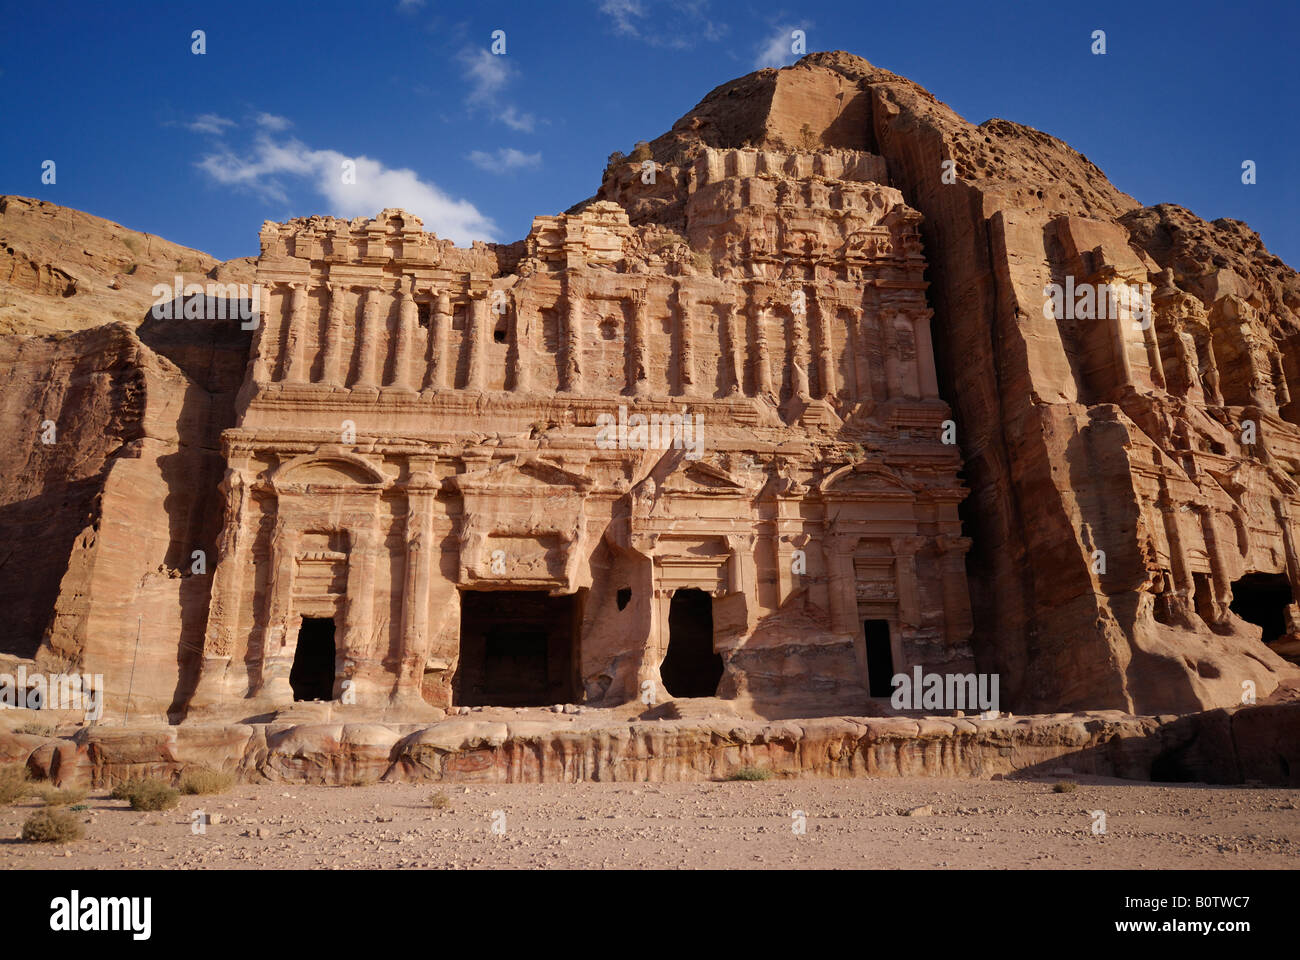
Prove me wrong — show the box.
[1229,572,1293,645]
[864,619,895,697]
[290,617,336,702]
[455,590,578,706]
[661,588,722,698]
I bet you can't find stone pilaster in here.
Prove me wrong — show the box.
[321,282,348,387]
[391,276,418,392]
[354,287,383,391]
[281,282,310,383]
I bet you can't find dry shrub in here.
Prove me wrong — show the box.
[33,785,87,806]
[22,807,83,843]
[0,765,30,805]
[114,778,179,811]
[179,768,235,795]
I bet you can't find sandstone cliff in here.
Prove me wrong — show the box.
[0,197,254,719]
[584,51,1300,714]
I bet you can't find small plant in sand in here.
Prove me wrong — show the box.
[21,807,84,843]
[113,778,179,811]
[33,785,88,806]
[1053,781,1078,793]
[728,766,773,781]
[0,764,30,805]
[429,790,451,811]
[13,720,55,737]
[179,768,235,795]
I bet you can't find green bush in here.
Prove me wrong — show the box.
[728,766,773,781]
[1053,781,1078,793]
[0,765,29,805]
[179,768,235,795]
[21,807,84,843]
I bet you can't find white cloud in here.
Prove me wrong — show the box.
[196,133,497,245]
[187,113,235,135]
[468,148,542,174]
[599,0,646,35]
[596,0,726,48]
[461,48,512,107]
[500,106,537,133]
[254,112,291,131]
[754,24,807,69]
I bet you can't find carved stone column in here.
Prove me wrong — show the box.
[676,284,696,397]
[890,534,924,634]
[321,282,348,388]
[1156,483,1195,605]
[749,290,774,398]
[340,518,381,701]
[354,287,383,391]
[250,282,278,386]
[426,290,452,391]
[394,487,435,704]
[561,276,584,393]
[913,309,940,399]
[466,296,488,391]
[257,518,300,704]
[789,294,811,400]
[1196,504,1230,620]
[391,276,418,392]
[851,308,872,404]
[512,292,533,393]
[191,468,250,706]
[281,282,310,383]
[936,535,973,645]
[630,288,651,396]
[815,295,835,399]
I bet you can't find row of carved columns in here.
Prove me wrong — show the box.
[264,278,940,402]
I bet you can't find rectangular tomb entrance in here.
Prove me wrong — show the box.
[455,590,579,707]
[290,617,337,702]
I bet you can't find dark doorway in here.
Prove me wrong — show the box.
[456,590,578,706]
[290,618,336,701]
[1193,571,1217,625]
[1230,572,1294,645]
[864,620,894,697]
[661,588,722,698]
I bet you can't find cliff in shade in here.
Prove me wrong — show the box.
[3,52,1299,720]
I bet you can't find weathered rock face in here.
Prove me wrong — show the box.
[3,53,1299,724]
[0,197,254,720]
[590,51,1300,715]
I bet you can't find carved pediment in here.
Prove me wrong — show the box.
[821,462,914,499]
[660,460,750,494]
[447,454,592,496]
[273,453,387,488]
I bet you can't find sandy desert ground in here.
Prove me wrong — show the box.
[1,775,1296,870]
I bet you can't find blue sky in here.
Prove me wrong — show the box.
[2,0,1296,266]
